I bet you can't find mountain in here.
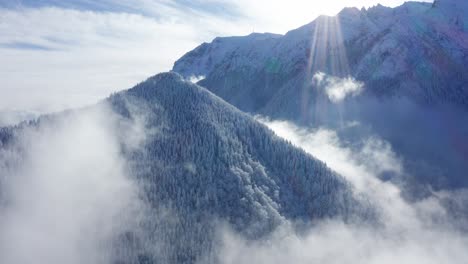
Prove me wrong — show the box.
[174,0,468,114]
[0,72,373,263]
[172,0,468,191]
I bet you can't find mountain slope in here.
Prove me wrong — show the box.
[174,1,468,115]
[0,72,372,263]
[172,0,468,191]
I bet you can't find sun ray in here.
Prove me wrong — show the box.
[302,13,352,126]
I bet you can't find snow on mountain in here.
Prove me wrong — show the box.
[173,0,467,111]
[172,0,468,192]
[0,72,373,263]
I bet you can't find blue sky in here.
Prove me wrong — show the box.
[0,0,431,119]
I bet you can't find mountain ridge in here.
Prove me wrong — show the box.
[173,0,468,112]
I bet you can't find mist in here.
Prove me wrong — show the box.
[214,117,468,264]
[0,104,145,264]
[313,72,364,103]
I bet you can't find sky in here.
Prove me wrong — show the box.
[0,0,432,121]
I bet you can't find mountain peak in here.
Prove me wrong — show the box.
[127,71,215,104]
[149,71,184,83]
[101,70,374,262]
[338,6,361,17]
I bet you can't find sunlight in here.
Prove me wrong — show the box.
[240,0,433,34]
[242,0,350,33]
[306,15,350,76]
[302,14,350,125]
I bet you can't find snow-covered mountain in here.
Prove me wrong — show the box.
[174,0,467,114]
[0,72,373,263]
[172,0,468,191]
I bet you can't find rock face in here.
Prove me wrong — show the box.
[172,0,468,190]
[0,72,372,263]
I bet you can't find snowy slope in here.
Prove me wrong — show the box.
[0,72,373,263]
[173,0,468,113]
[172,0,468,191]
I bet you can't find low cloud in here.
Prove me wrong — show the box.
[0,103,146,264]
[313,71,364,103]
[258,118,402,191]
[218,218,468,264]
[188,75,206,83]
[220,117,468,264]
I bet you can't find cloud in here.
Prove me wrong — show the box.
[0,110,40,127]
[256,117,409,224]
[1,1,434,34]
[0,0,434,116]
[313,72,364,103]
[0,103,146,264]
[0,41,55,51]
[0,5,255,114]
[188,75,206,83]
[218,117,468,264]
[260,119,402,190]
[203,0,432,34]
[218,218,468,264]
[0,6,215,113]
